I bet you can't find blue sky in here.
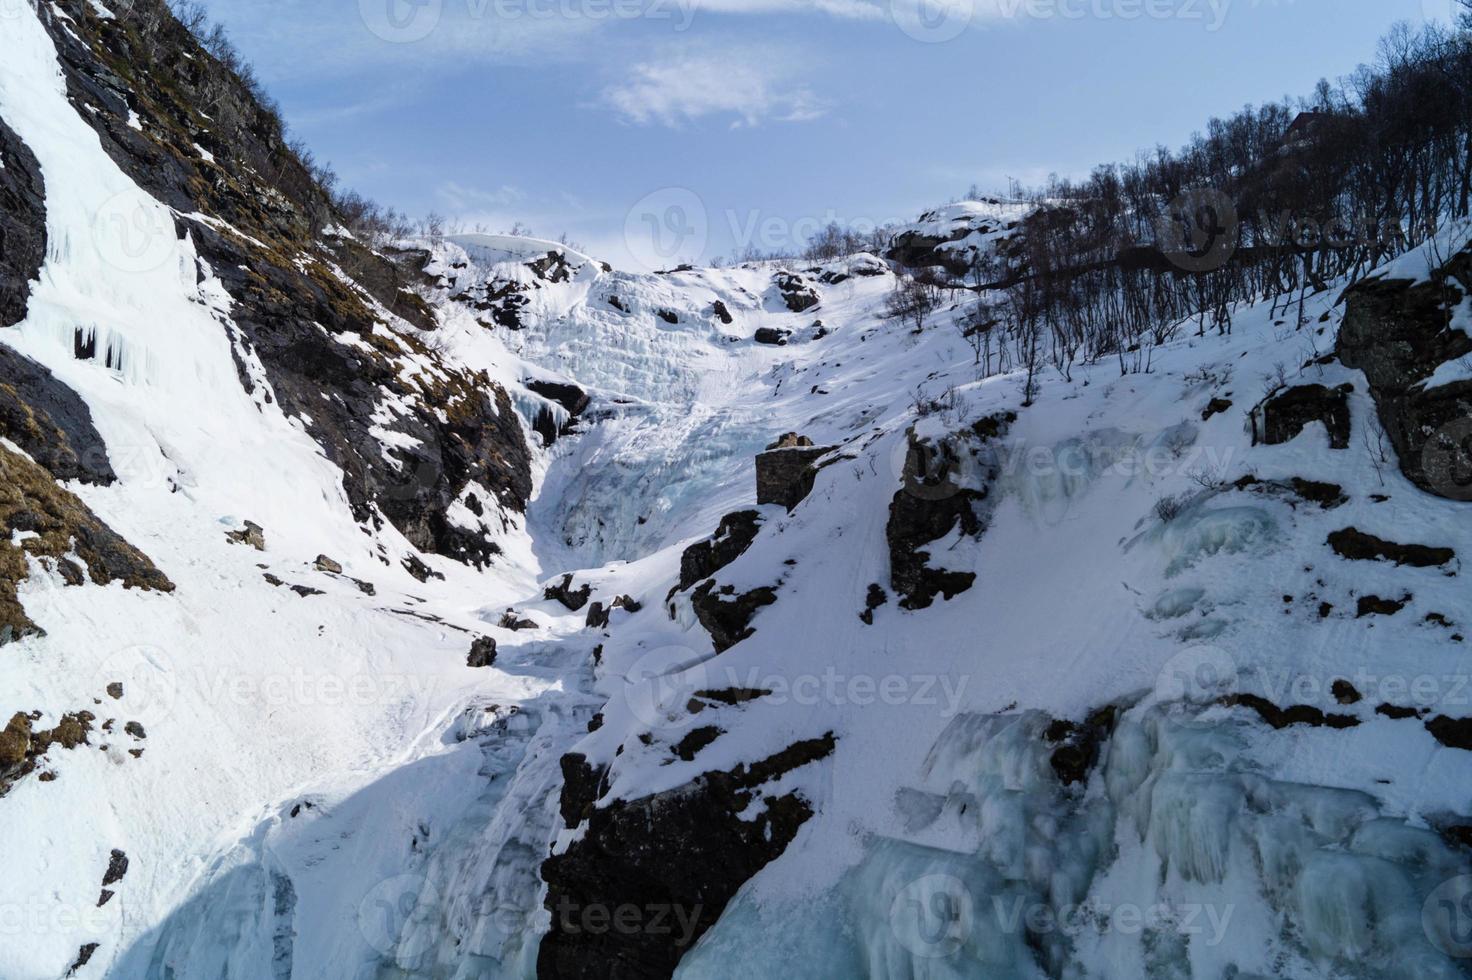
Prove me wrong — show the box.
[193,0,1453,270]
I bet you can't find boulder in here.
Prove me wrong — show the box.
[466,636,498,668]
[774,272,820,313]
[227,521,266,551]
[754,327,791,346]
[545,573,592,611]
[755,437,833,511]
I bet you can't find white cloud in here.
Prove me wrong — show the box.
[602,47,829,128]
[436,181,529,211]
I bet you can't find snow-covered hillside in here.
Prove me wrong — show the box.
[3,2,1472,979]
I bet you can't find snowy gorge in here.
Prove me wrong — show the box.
[3,1,1472,978]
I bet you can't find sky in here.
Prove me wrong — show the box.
[187,0,1457,270]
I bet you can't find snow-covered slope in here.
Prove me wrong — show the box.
[2,2,1472,979]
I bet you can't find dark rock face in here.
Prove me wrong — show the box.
[1426,714,1472,751]
[0,347,116,485]
[1,445,172,645]
[774,273,819,313]
[1357,594,1411,618]
[710,301,733,325]
[1222,694,1359,730]
[0,117,45,329]
[1249,384,1352,449]
[1339,250,1472,498]
[1327,527,1455,568]
[466,636,498,668]
[102,849,130,887]
[690,581,778,653]
[546,573,593,611]
[526,379,591,447]
[1,709,98,797]
[34,0,533,568]
[754,327,791,346]
[887,422,1009,610]
[755,436,832,511]
[539,734,836,980]
[678,511,763,592]
[1043,706,1117,786]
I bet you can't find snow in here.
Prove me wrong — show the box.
[2,3,1472,976]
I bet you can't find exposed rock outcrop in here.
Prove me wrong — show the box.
[774,272,819,313]
[526,379,591,447]
[0,445,173,645]
[690,581,778,653]
[755,434,833,511]
[466,636,498,669]
[0,347,116,485]
[546,573,593,612]
[678,511,763,592]
[1327,527,1455,568]
[34,0,533,568]
[887,417,1011,610]
[0,116,45,329]
[1249,383,1352,449]
[539,734,836,979]
[1339,246,1472,498]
